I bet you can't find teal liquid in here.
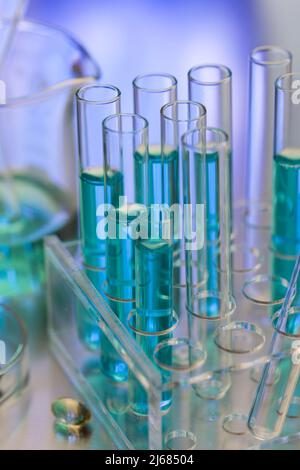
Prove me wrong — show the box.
[76,267,105,352]
[0,172,72,346]
[105,205,137,301]
[101,206,140,382]
[80,167,123,267]
[78,167,123,351]
[136,239,173,317]
[132,238,173,415]
[195,151,221,317]
[272,149,300,257]
[134,145,181,287]
[271,253,300,320]
[134,146,179,206]
[131,312,172,416]
[0,172,71,298]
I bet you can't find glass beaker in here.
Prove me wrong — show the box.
[0,20,100,347]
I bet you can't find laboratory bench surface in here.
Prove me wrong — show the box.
[0,344,116,450]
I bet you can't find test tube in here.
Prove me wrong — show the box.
[182,127,235,320]
[246,46,292,228]
[271,73,300,258]
[133,73,177,205]
[75,84,121,351]
[102,113,148,301]
[76,84,121,269]
[131,207,175,415]
[248,255,300,440]
[188,65,232,142]
[188,65,233,231]
[160,101,207,289]
[102,113,148,382]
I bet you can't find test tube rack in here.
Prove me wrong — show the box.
[46,231,300,450]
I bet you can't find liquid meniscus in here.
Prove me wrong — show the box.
[80,167,123,268]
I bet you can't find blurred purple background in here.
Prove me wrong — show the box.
[26,0,300,201]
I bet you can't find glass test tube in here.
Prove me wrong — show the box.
[103,113,148,302]
[102,113,148,382]
[182,132,234,409]
[133,73,177,205]
[248,255,300,440]
[76,84,121,351]
[272,73,300,259]
[188,65,232,142]
[132,208,175,416]
[133,107,182,415]
[269,72,300,311]
[161,101,207,289]
[182,127,235,320]
[76,84,121,269]
[188,65,233,231]
[246,46,292,229]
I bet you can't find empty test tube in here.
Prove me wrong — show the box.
[188,65,233,229]
[160,101,206,288]
[75,84,121,351]
[188,65,232,143]
[246,46,292,228]
[248,255,300,440]
[133,73,177,205]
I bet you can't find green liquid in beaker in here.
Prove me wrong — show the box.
[0,171,71,299]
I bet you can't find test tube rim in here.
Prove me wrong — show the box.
[76,83,121,105]
[132,72,178,94]
[164,429,197,451]
[275,72,300,92]
[250,45,292,67]
[127,309,179,337]
[187,290,236,321]
[102,112,148,135]
[272,307,300,338]
[0,304,27,375]
[224,243,263,275]
[153,337,207,373]
[188,63,232,87]
[181,126,229,153]
[268,245,300,262]
[160,100,207,123]
[242,274,289,306]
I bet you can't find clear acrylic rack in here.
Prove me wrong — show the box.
[46,234,300,450]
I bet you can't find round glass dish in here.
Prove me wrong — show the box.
[0,304,29,440]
